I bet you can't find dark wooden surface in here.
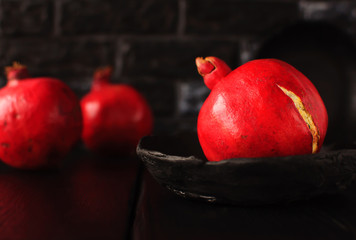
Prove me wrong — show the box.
[2,151,356,240]
[134,170,356,240]
[0,151,141,240]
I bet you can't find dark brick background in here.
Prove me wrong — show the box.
[1,0,356,143]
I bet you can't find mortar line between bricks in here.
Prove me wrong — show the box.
[53,0,63,37]
[0,24,265,46]
[0,0,3,36]
[1,34,259,43]
[1,35,117,42]
[118,34,257,42]
[114,37,131,79]
[177,0,187,36]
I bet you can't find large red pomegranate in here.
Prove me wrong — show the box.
[0,63,82,169]
[81,67,153,155]
[196,57,328,162]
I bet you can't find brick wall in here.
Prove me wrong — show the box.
[1,0,356,142]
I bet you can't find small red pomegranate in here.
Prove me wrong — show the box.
[81,67,153,155]
[0,63,82,169]
[196,57,328,161]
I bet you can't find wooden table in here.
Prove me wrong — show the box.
[1,150,356,240]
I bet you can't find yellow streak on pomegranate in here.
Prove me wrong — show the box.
[277,85,320,154]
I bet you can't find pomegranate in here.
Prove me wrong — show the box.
[196,57,328,162]
[81,67,153,155]
[0,63,82,169]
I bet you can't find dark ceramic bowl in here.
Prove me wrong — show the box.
[137,132,356,205]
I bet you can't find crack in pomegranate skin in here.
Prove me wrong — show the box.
[277,84,320,153]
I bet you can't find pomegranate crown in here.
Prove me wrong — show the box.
[195,56,232,90]
[5,62,30,81]
[92,66,113,90]
[93,66,112,81]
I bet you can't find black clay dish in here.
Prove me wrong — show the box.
[137,132,356,205]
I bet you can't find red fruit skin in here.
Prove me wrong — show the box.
[0,77,83,169]
[197,58,328,162]
[81,69,153,155]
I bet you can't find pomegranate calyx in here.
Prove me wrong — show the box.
[195,56,232,90]
[5,62,30,82]
[196,57,215,77]
[92,66,113,90]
